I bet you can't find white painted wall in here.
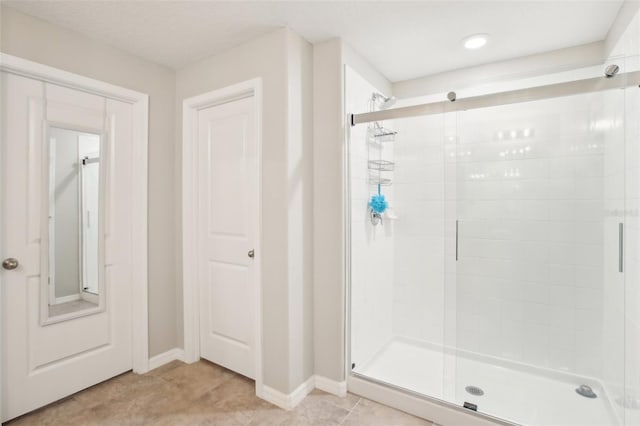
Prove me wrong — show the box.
[285,29,315,391]
[0,5,178,357]
[605,0,640,59]
[312,39,345,382]
[392,42,606,100]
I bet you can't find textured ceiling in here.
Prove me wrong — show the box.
[3,1,625,82]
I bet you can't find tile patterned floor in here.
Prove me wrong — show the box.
[7,360,434,425]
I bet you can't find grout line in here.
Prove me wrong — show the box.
[351,397,362,411]
[339,398,362,425]
[322,392,362,413]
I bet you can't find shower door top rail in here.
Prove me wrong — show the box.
[351,70,640,126]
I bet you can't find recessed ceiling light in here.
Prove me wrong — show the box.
[463,34,490,50]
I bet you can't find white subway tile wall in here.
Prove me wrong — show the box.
[392,113,446,345]
[389,88,630,383]
[454,91,624,379]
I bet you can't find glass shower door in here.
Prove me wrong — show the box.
[449,88,626,426]
[623,69,640,426]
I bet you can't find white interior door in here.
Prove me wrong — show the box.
[197,96,258,379]
[1,72,134,421]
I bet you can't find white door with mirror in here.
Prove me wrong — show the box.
[1,59,148,422]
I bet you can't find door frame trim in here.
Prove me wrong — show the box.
[182,79,263,394]
[0,52,150,374]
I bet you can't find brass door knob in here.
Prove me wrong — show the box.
[2,258,19,270]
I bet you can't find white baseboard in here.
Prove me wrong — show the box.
[261,376,316,410]
[148,348,186,371]
[315,375,347,397]
[55,294,81,304]
[259,375,348,410]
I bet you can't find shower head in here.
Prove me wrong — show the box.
[381,96,397,109]
[372,93,397,110]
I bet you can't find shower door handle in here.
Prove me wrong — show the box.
[455,220,459,261]
[619,223,624,273]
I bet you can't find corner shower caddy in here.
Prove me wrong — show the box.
[367,115,396,225]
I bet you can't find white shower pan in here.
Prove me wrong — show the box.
[354,337,618,426]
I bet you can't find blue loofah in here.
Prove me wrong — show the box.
[369,193,388,214]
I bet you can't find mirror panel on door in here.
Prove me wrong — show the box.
[46,126,103,320]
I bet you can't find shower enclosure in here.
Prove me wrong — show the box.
[347,62,640,426]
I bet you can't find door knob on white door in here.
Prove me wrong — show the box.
[248,249,255,259]
[2,258,19,270]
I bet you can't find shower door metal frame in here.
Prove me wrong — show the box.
[350,70,640,126]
